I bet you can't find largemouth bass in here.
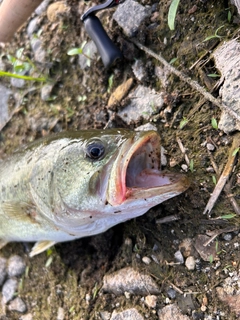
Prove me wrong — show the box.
[0,129,189,256]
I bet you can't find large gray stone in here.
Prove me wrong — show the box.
[113,0,151,37]
[213,39,240,133]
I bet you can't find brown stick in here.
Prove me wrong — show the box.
[0,0,43,42]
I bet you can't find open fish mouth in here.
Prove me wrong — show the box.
[107,131,190,206]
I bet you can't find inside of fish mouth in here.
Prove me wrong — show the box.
[126,141,173,188]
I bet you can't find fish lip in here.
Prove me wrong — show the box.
[107,131,190,206]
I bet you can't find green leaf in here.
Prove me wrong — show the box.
[211,117,218,129]
[220,213,236,219]
[0,70,46,82]
[208,74,220,78]
[232,147,240,156]
[189,159,194,173]
[67,48,82,56]
[16,47,24,59]
[168,0,180,30]
[179,117,189,129]
[169,57,178,64]
[212,175,217,185]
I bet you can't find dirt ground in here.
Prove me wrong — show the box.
[1,0,240,319]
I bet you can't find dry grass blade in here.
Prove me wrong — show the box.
[203,133,240,215]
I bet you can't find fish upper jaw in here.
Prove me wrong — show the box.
[107,131,190,206]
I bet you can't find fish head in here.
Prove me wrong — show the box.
[50,129,190,237]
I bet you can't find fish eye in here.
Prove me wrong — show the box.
[86,141,105,160]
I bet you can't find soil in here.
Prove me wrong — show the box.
[1,0,240,319]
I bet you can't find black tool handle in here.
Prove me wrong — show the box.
[83,15,122,68]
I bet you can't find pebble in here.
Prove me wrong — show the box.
[10,76,25,88]
[166,287,176,299]
[8,297,27,313]
[47,1,69,22]
[185,256,196,271]
[132,60,147,82]
[181,164,188,172]
[118,85,164,124]
[2,278,18,303]
[102,267,160,295]
[222,233,233,241]
[110,308,144,320]
[158,304,191,320]
[27,17,39,37]
[57,307,65,320]
[174,250,184,264]
[31,37,46,64]
[206,143,215,151]
[41,83,55,101]
[35,0,51,15]
[145,295,157,308]
[7,255,26,277]
[0,257,7,286]
[142,256,151,265]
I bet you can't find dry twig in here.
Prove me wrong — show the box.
[203,133,240,215]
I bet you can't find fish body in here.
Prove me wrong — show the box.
[0,129,189,256]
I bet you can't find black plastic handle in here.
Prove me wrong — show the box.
[83,15,122,68]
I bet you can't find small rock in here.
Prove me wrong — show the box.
[158,304,191,320]
[110,308,144,320]
[194,234,219,262]
[31,37,46,64]
[132,60,147,82]
[145,295,157,308]
[206,143,215,151]
[10,76,25,88]
[108,78,133,106]
[113,0,151,37]
[118,85,164,124]
[174,250,184,264]
[57,307,65,320]
[222,233,233,241]
[181,164,188,172]
[8,297,27,313]
[2,278,18,303]
[213,39,240,133]
[47,1,69,22]
[100,311,111,320]
[166,288,176,299]
[142,256,151,265]
[102,267,160,295]
[7,255,26,277]
[185,256,196,271]
[135,123,157,132]
[35,0,51,15]
[41,83,55,101]
[27,17,39,37]
[179,238,194,258]
[0,257,7,286]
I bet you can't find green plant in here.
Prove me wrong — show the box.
[203,25,225,42]
[211,117,218,129]
[189,159,194,173]
[179,117,189,129]
[168,0,180,30]
[1,47,46,82]
[67,41,92,67]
